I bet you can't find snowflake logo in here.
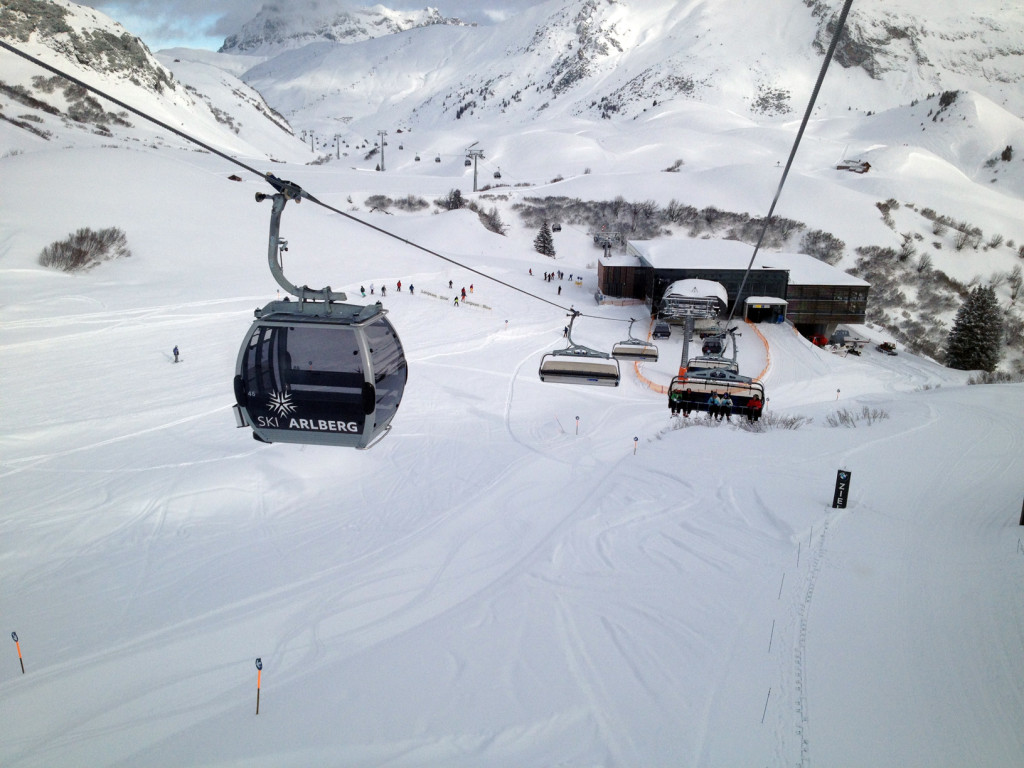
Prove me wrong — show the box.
[268,390,296,417]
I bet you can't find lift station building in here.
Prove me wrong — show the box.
[597,237,870,338]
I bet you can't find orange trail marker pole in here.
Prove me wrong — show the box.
[12,632,24,674]
[255,657,262,714]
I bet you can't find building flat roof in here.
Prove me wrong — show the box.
[626,238,868,288]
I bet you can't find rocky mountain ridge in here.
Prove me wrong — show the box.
[219,3,474,55]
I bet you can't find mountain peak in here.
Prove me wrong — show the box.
[219,2,474,55]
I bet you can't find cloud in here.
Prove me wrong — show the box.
[78,0,256,48]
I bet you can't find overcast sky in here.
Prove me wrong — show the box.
[79,1,547,50]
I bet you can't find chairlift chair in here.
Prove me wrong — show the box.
[539,311,620,386]
[232,176,408,449]
[611,318,659,362]
[668,369,765,418]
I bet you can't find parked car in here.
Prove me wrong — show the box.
[652,322,671,339]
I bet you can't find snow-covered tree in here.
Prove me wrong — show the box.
[534,221,555,257]
[945,285,1002,371]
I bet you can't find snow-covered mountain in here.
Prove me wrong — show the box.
[0,0,309,161]
[228,0,1024,128]
[219,2,474,55]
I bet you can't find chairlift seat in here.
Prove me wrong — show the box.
[611,341,659,362]
[539,353,620,386]
[685,356,738,374]
[668,369,765,417]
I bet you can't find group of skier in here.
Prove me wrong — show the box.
[669,388,763,422]
[354,279,476,304]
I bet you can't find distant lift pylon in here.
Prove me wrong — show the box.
[232,176,408,448]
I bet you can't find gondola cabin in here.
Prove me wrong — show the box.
[233,300,407,449]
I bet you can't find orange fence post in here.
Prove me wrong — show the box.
[11,632,24,674]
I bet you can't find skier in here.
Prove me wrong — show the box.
[409,284,414,294]
[454,296,459,306]
[173,345,179,363]
[449,280,453,289]
[682,388,695,418]
[360,285,366,297]
[707,393,721,421]
[557,285,562,295]
[461,287,466,299]
[721,393,734,422]
[370,283,375,295]
[397,280,402,292]
[747,394,763,422]
[669,389,683,416]
[469,284,474,293]
[381,285,387,297]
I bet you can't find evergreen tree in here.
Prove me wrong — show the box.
[534,221,556,257]
[439,188,464,210]
[945,285,1002,371]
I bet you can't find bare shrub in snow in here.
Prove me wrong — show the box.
[825,407,890,428]
[39,227,130,272]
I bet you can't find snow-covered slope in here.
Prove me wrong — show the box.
[1,135,1023,768]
